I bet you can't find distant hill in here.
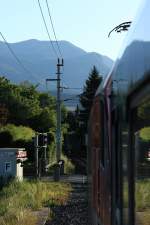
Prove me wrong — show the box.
[0,39,113,108]
[0,39,113,84]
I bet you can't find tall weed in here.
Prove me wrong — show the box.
[0,179,71,225]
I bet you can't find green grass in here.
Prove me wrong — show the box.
[123,179,150,225]
[0,179,72,225]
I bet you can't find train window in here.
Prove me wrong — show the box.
[130,90,150,225]
[111,107,123,225]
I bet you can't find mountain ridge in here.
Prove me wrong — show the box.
[0,39,113,92]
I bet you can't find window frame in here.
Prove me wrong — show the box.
[127,77,150,225]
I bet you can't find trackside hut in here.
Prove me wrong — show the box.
[0,148,27,180]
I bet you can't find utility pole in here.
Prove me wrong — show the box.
[46,58,64,181]
[56,58,63,164]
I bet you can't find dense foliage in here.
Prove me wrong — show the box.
[0,76,68,163]
[0,77,57,132]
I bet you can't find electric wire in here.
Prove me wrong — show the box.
[45,0,63,58]
[0,32,38,81]
[37,0,58,58]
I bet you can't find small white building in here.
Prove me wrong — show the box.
[0,148,27,180]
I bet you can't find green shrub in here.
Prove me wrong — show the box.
[0,124,34,143]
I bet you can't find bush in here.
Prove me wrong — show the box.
[0,124,34,143]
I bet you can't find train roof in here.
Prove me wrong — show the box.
[95,0,150,97]
[95,64,113,96]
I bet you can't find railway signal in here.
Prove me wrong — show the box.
[33,132,52,177]
[36,133,52,147]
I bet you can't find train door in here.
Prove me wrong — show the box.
[128,79,150,225]
[111,107,122,225]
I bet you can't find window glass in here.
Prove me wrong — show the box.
[132,95,150,225]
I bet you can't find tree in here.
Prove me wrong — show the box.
[64,66,103,165]
[0,77,58,132]
[39,92,56,109]
[79,66,103,131]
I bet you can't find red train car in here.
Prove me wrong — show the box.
[88,75,112,225]
[88,1,150,225]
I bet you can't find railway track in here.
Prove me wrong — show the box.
[45,176,91,225]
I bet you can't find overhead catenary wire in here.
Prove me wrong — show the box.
[37,0,58,58]
[45,0,63,58]
[0,32,38,81]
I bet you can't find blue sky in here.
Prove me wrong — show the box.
[0,0,142,60]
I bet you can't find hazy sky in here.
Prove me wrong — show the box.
[0,0,142,60]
